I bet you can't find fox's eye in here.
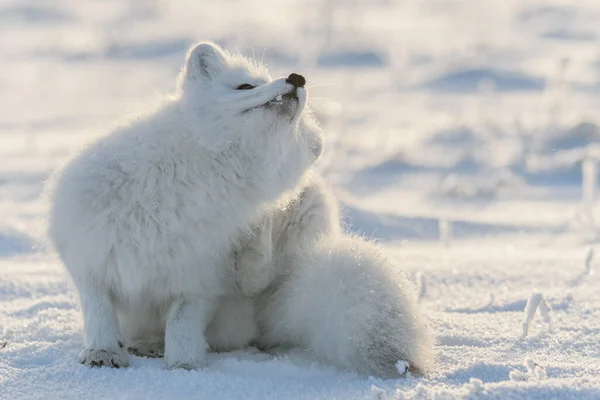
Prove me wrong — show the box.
[236,84,255,90]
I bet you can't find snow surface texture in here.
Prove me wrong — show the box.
[2,0,600,398]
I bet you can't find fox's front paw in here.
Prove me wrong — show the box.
[79,347,129,368]
[165,344,207,370]
[166,353,207,370]
[167,361,205,370]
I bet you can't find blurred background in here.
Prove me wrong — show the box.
[3,0,600,244]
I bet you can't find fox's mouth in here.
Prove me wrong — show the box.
[242,90,299,114]
[265,91,298,107]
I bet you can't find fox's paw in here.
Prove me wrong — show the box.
[167,361,204,370]
[166,351,207,370]
[79,347,129,368]
[127,340,164,358]
[165,345,207,370]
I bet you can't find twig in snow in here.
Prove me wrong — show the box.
[582,157,597,207]
[521,290,554,338]
[510,358,547,381]
[417,272,427,301]
[509,369,528,381]
[438,218,452,246]
[525,358,547,380]
[570,208,600,240]
[0,341,7,349]
[569,247,594,286]
[585,247,594,275]
[396,360,410,376]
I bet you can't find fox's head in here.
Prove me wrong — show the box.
[177,42,322,166]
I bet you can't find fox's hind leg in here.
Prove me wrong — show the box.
[164,296,218,369]
[118,301,166,358]
[127,339,165,358]
[206,297,258,352]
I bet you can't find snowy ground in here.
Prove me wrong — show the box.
[2,0,600,398]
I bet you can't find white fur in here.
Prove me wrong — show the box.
[257,235,435,377]
[234,213,275,298]
[205,296,258,352]
[45,41,321,369]
[208,175,434,378]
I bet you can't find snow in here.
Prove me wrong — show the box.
[2,0,600,398]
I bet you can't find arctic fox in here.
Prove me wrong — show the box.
[207,174,435,377]
[45,41,322,369]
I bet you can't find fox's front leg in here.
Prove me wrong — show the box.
[235,214,275,297]
[78,282,128,368]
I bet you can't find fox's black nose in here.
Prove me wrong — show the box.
[286,73,306,88]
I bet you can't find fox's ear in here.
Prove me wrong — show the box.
[181,42,226,82]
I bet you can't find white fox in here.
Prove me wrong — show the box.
[45,41,322,369]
